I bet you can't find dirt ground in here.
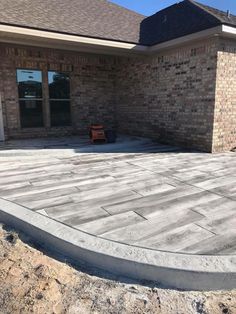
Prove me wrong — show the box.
[0,224,236,314]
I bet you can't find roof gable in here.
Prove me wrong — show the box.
[194,1,236,26]
[139,0,224,46]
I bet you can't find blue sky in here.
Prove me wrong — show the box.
[110,0,236,16]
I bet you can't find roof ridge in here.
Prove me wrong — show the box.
[147,2,183,18]
[196,0,236,17]
[106,0,146,18]
[187,0,236,23]
[186,0,223,23]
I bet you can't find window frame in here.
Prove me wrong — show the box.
[16,68,73,129]
[16,68,45,129]
[47,71,72,127]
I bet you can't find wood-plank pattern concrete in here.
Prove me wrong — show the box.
[0,135,235,255]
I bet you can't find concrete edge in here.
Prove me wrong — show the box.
[0,198,235,291]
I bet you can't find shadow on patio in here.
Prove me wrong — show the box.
[0,135,198,155]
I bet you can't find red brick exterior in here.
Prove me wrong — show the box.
[0,39,235,152]
[116,39,218,152]
[213,39,236,152]
[0,44,116,139]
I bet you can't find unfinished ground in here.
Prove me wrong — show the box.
[0,224,236,314]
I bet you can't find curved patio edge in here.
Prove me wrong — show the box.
[0,197,235,291]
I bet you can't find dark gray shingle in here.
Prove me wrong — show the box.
[140,0,236,46]
[0,0,235,46]
[0,0,144,44]
[195,1,236,26]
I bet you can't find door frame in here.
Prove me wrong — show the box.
[0,93,5,141]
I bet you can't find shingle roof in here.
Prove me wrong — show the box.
[194,1,236,26]
[0,0,235,46]
[0,0,144,44]
[140,0,236,46]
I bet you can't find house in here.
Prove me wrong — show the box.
[0,0,235,152]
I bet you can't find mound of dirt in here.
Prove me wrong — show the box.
[0,224,235,314]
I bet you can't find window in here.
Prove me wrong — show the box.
[16,70,71,128]
[48,72,71,126]
[17,69,44,128]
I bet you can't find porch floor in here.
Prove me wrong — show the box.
[0,135,236,255]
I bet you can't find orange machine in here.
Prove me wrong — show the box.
[89,125,106,144]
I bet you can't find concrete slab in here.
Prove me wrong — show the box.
[0,197,236,291]
[0,135,236,290]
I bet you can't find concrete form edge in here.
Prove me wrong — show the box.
[0,197,235,291]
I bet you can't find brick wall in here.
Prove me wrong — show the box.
[213,39,236,152]
[0,44,116,139]
[115,39,218,152]
[0,39,234,152]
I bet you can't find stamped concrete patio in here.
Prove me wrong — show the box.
[0,135,236,256]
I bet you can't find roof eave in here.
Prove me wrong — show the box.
[0,24,147,56]
[0,23,235,57]
[221,24,236,39]
[149,25,223,53]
